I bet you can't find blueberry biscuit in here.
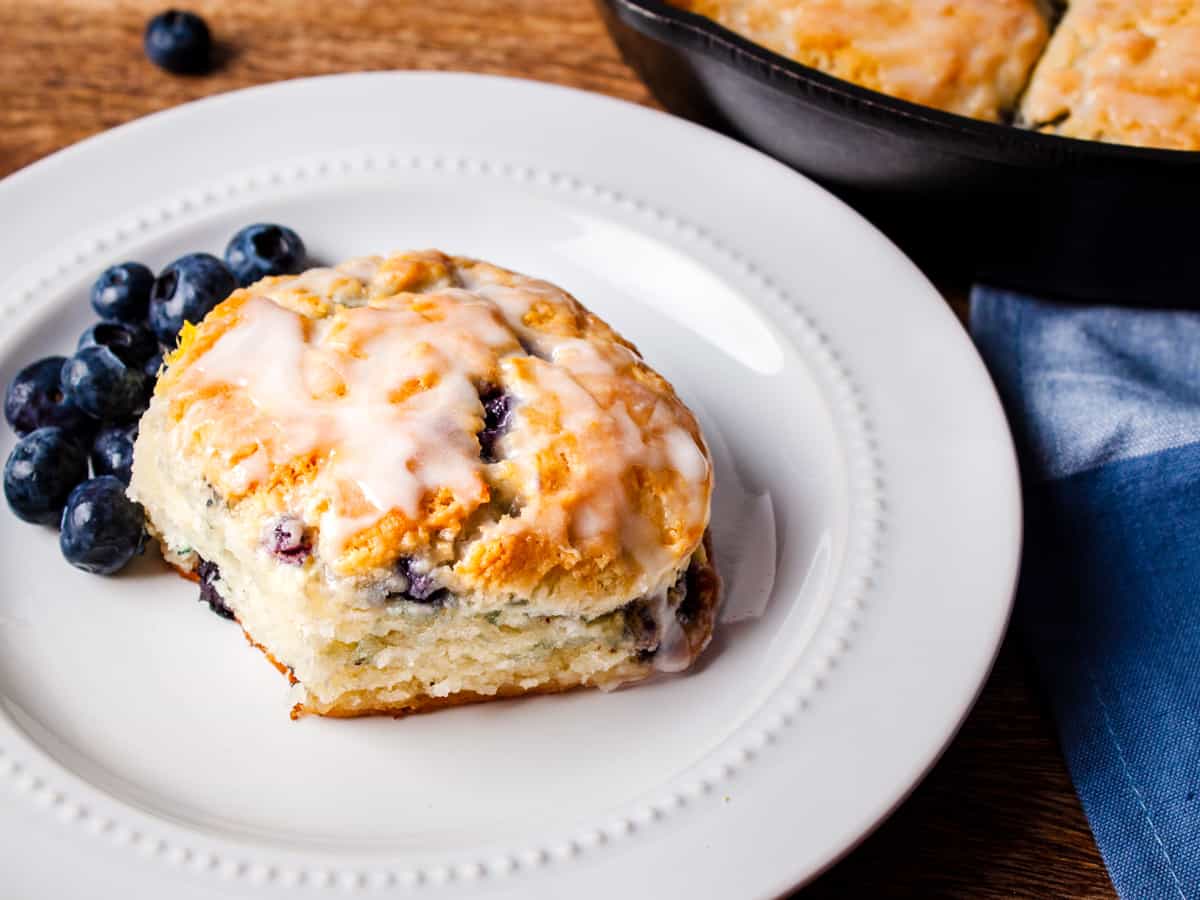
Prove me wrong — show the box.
[129,250,719,717]
[668,0,1050,122]
[1019,0,1200,150]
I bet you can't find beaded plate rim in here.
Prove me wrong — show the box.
[0,148,884,890]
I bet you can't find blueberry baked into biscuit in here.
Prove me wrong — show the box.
[129,250,719,717]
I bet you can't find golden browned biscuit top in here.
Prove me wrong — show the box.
[151,251,713,612]
[670,0,1049,121]
[1020,0,1200,150]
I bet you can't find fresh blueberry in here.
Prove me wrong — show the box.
[149,253,236,343]
[60,347,151,422]
[90,262,154,323]
[91,427,137,484]
[265,514,311,564]
[477,386,513,462]
[59,476,145,575]
[196,558,235,619]
[4,427,89,525]
[225,224,307,287]
[4,356,94,439]
[393,556,448,604]
[78,321,159,368]
[143,10,212,75]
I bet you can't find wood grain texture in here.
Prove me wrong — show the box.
[0,2,1114,896]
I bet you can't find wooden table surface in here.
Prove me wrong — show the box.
[0,2,1115,896]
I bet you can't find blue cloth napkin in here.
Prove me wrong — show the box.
[971,288,1200,900]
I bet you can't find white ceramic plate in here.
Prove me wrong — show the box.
[0,74,1019,899]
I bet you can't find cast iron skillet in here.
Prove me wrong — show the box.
[597,0,1200,306]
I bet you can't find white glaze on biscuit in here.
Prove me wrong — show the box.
[670,0,1049,122]
[129,253,721,716]
[1020,0,1200,150]
[178,285,509,550]
[164,253,711,603]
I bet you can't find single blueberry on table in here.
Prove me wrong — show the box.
[61,347,152,423]
[196,558,235,619]
[90,262,154,323]
[149,253,236,343]
[225,224,307,287]
[59,476,145,575]
[78,321,159,368]
[4,427,89,525]
[477,386,513,463]
[4,356,94,439]
[143,10,212,75]
[91,427,137,484]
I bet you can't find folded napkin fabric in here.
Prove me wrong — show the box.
[971,288,1200,900]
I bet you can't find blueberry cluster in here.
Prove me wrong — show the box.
[2,224,307,576]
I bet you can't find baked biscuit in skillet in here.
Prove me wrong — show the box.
[669,0,1050,122]
[1020,0,1200,150]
